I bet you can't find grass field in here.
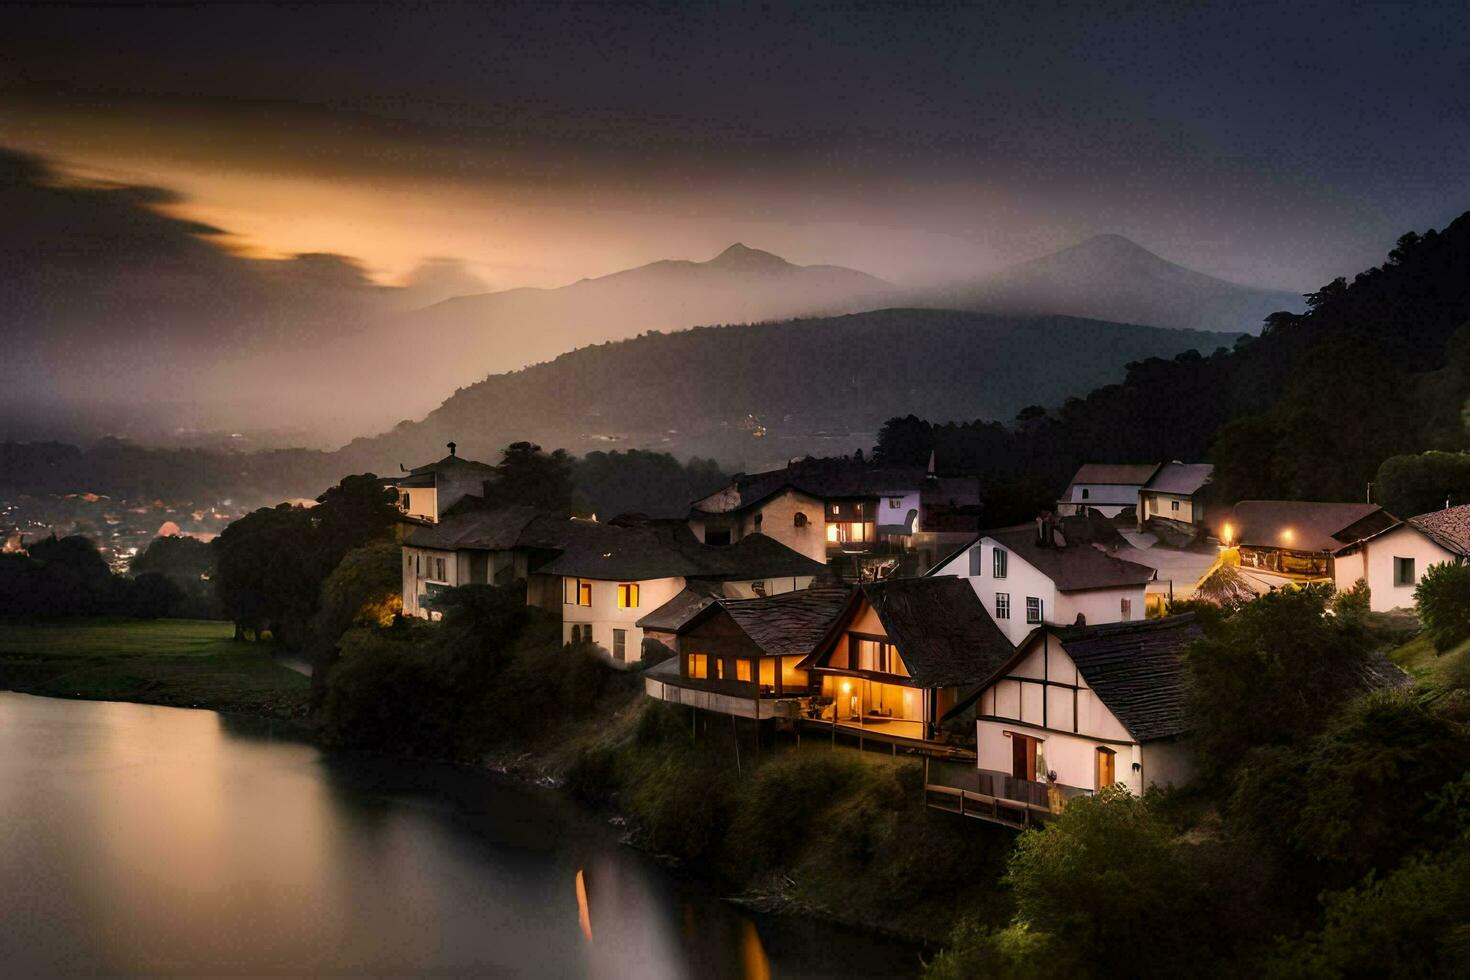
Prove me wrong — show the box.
[1390,630,1470,688]
[0,618,311,720]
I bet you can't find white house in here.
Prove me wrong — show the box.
[403,506,827,662]
[1055,463,1160,519]
[688,456,982,579]
[384,442,497,523]
[1138,462,1214,531]
[939,615,1201,826]
[1332,504,1470,611]
[927,520,1156,645]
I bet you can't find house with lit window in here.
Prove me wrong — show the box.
[794,576,1015,745]
[927,517,1156,645]
[532,524,826,662]
[1055,463,1160,520]
[1216,500,1397,580]
[1332,503,1470,611]
[383,442,497,523]
[924,615,1201,827]
[400,505,546,619]
[1137,462,1214,533]
[642,588,852,719]
[688,456,981,581]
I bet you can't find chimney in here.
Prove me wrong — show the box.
[447,441,457,457]
[1036,513,1048,547]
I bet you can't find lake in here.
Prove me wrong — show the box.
[0,692,921,977]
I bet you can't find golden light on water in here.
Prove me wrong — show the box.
[740,921,771,980]
[575,868,593,941]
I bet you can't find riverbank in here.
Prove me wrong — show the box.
[0,619,312,722]
[0,615,1003,952]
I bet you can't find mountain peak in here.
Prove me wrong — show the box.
[707,242,793,271]
[1066,234,1163,261]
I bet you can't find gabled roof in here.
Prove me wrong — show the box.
[679,532,829,580]
[636,582,726,633]
[1143,462,1214,496]
[1409,504,1470,556]
[803,577,1014,688]
[1067,463,1161,487]
[1052,615,1202,741]
[1224,501,1395,552]
[534,522,826,582]
[388,453,496,487]
[983,525,1156,592]
[403,504,542,551]
[691,458,934,515]
[712,588,853,659]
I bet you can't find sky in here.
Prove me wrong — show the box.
[6,0,1468,292]
[2,1,1468,445]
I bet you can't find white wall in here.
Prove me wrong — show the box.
[396,487,438,523]
[1140,491,1196,525]
[933,538,1148,640]
[973,632,1152,792]
[876,490,921,532]
[561,575,687,663]
[1054,586,1147,629]
[401,545,458,619]
[690,488,828,565]
[1334,524,1462,612]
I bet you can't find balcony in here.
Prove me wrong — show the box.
[923,760,1093,828]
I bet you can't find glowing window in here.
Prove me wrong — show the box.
[735,659,752,682]
[617,582,639,608]
[687,654,708,679]
[566,578,592,606]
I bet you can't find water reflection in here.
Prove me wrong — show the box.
[0,692,920,977]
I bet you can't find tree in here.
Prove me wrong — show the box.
[1376,451,1470,518]
[1415,560,1470,652]
[1001,787,1211,977]
[308,540,404,703]
[1186,586,1380,781]
[484,442,575,514]
[212,504,321,642]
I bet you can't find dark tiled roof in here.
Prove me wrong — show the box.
[682,532,829,580]
[987,525,1156,592]
[855,577,1015,688]
[1068,463,1161,487]
[692,458,932,514]
[534,521,826,582]
[404,504,541,551]
[1409,504,1470,556]
[1054,614,1203,741]
[406,453,496,477]
[636,582,726,632]
[1143,462,1214,496]
[1224,501,1395,552]
[720,588,853,659]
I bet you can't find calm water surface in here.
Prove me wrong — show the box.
[0,692,921,977]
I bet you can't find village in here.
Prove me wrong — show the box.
[382,444,1437,829]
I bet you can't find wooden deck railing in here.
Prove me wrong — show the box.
[924,759,1093,827]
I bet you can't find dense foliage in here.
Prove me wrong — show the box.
[1416,560,1470,652]
[927,585,1470,979]
[0,534,189,618]
[212,473,400,645]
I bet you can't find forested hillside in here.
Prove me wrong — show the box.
[875,212,1470,510]
[340,310,1239,473]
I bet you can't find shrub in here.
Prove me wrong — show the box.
[1415,561,1470,652]
[726,752,862,872]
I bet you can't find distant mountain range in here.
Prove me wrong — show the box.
[919,234,1304,335]
[339,308,1241,473]
[255,236,1297,443]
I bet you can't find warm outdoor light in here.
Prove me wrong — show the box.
[840,681,852,693]
[1220,522,1234,546]
[1281,528,1295,545]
